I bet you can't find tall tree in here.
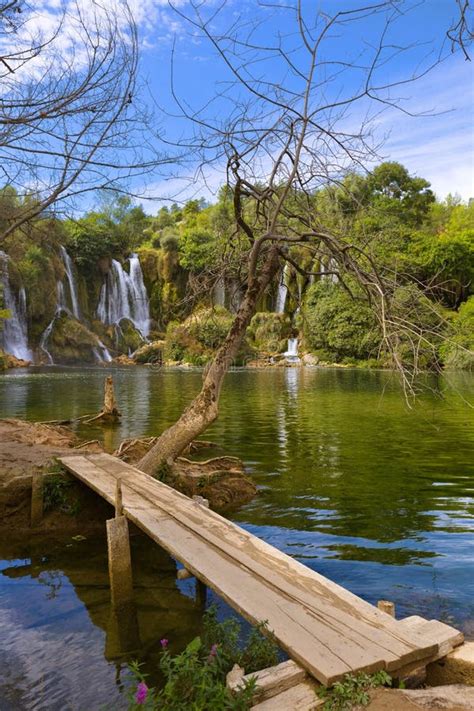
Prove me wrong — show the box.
[138,1,470,476]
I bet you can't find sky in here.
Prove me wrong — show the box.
[4,0,474,209]
[128,0,474,206]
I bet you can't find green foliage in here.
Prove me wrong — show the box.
[43,466,79,515]
[248,312,292,353]
[439,296,474,369]
[165,307,234,365]
[303,281,380,363]
[317,670,392,710]
[126,606,279,710]
[179,229,217,271]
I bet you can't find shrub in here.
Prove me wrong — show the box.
[303,281,380,362]
[248,312,292,353]
[165,307,234,364]
[439,296,474,369]
[126,605,279,711]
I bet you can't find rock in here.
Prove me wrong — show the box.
[367,686,474,710]
[226,664,245,690]
[133,340,165,365]
[113,354,135,366]
[5,353,31,368]
[401,684,474,709]
[426,642,474,687]
[302,353,319,366]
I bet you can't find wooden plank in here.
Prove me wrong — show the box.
[229,660,307,703]
[250,681,322,710]
[58,454,443,684]
[84,454,438,671]
[398,617,464,659]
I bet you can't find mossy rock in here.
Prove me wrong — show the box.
[48,314,101,364]
[133,340,165,364]
[248,312,292,354]
[115,318,145,354]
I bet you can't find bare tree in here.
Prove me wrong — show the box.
[137,0,470,476]
[0,0,157,241]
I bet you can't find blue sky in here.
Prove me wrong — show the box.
[128,0,473,206]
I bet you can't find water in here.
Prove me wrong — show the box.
[0,252,33,361]
[284,337,299,361]
[60,247,81,320]
[97,255,150,338]
[0,367,473,707]
[275,264,289,313]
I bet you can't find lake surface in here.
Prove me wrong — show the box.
[1,365,473,709]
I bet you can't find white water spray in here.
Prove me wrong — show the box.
[0,251,32,361]
[97,254,150,338]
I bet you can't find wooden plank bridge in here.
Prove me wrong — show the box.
[59,452,463,704]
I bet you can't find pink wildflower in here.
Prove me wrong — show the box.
[135,681,148,705]
[160,638,169,649]
[207,643,218,662]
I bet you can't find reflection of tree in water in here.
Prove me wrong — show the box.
[38,570,63,600]
[224,369,474,549]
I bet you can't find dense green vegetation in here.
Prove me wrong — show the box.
[0,162,472,368]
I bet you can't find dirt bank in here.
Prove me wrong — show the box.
[0,418,111,532]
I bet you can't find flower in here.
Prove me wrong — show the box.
[207,643,218,663]
[160,638,169,649]
[135,681,148,705]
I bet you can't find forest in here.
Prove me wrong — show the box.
[1,161,473,372]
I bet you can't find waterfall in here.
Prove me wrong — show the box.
[0,251,32,361]
[284,338,299,362]
[97,253,150,338]
[321,257,338,283]
[275,265,289,313]
[214,278,225,307]
[39,281,70,363]
[60,246,81,319]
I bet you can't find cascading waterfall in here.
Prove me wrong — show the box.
[275,264,289,313]
[60,246,81,319]
[97,253,150,338]
[0,251,33,361]
[284,337,299,362]
[214,278,226,307]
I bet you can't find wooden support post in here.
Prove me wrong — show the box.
[196,578,207,609]
[105,601,141,660]
[378,600,396,617]
[30,475,44,527]
[115,478,123,517]
[106,514,134,609]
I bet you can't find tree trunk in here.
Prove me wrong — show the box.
[138,248,280,476]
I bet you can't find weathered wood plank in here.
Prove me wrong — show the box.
[398,616,464,659]
[250,681,322,710]
[59,454,447,685]
[229,660,307,703]
[85,454,438,669]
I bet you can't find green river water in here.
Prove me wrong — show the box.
[0,365,473,710]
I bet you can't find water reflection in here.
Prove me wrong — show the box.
[0,366,473,705]
[0,533,203,710]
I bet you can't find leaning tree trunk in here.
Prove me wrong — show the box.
[138,247,281,476]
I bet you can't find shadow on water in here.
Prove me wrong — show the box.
[0,365,473,707]
[0,532,204,710]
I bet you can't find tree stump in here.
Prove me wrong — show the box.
[84,376,121,424]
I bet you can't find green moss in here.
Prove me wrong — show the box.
[48,314,100,364]
[248,312,292,353]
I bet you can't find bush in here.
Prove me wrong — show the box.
[165,307,234,365]
[303,281,380,362]
[439,296,474,369]
[248,312,292,353]
[126,605,278,711]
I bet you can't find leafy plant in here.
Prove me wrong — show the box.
[317,670,392,710]
[126,605,279,710]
